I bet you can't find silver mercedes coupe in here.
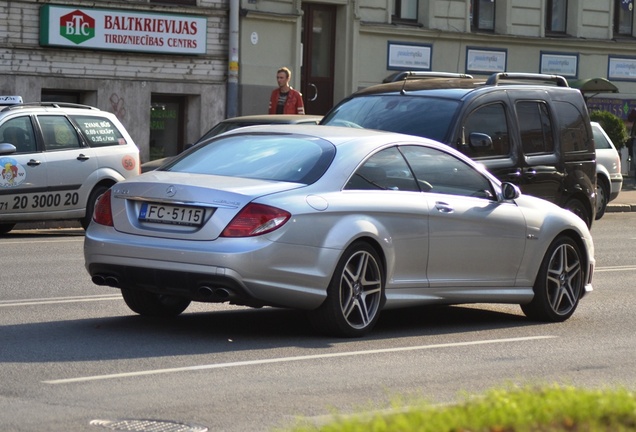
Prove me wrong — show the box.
[84,125,594,337]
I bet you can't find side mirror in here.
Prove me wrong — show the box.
[0,143,17,155]
[501,182,520,200]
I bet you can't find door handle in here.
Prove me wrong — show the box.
[77,154,90,161]
[308,83,318,102]
[27,159,41,166]
[435,201,454,213]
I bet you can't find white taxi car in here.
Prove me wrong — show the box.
[0,96,140,234]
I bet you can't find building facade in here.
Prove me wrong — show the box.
[4,1,636,162]
[2,0,227,163]
[241,0,636,122]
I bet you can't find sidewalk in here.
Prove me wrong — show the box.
[606,176,636,213]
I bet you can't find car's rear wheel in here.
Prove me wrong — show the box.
[595,176,609,220]
[81,185,110,230]
[521,235,584,322]
[121,288,191,317]
[0,223,16,235]
[307,241,384,338]
[564,198,592,228]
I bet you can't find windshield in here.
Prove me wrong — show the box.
[322,95,460,142]
[167,133,336,184]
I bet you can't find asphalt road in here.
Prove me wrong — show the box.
[1,213,636,432]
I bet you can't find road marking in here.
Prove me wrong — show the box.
[0,238,83,245]
[0,295,121,307]
[594,265,636,272]
[43,335,556,384]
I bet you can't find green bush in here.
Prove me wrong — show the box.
[590,110,629,149]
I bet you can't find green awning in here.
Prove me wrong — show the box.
[568,77,619,94]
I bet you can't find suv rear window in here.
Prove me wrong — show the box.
[554,101,590,153]
[323,95,460,142]
[71,115,127,147]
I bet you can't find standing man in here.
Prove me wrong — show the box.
[269,67,305,114]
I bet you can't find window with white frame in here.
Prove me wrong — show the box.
[615,0,634,36]
[546,0,567,33]
[394,0,418,21]
[471,0,495,31]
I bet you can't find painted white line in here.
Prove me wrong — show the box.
[0,238,83,245]
[43,335,556,384]
[0,295,121,307]
[594,265,636,272]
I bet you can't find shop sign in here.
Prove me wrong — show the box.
[466,47,507,74]
[540,52,578,78]
[39,5,207,55]
[387,42,432,71]
[608,56,636,81]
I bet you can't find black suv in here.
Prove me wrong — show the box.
[321,72,597,227]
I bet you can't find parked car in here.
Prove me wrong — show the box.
[85,125,594,338]
[0,97,140,234]
[321,72,597,227]
[141,114,322,172]
[591,121,623,219]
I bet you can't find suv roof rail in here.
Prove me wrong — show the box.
[0,101,100,113]
[486,72,569,87]
[383,71,474,83]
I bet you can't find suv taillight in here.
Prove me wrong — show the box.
[221,203,291,237]
[93,189,114,227]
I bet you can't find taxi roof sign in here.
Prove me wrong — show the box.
[0,96,23,105]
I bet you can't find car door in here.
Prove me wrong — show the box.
[35,114,97,213]
[400,145,527,288]
[0,116,49,216]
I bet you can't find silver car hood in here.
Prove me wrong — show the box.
[108,171,303,240]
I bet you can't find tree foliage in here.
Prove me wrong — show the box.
[589,110,629,149]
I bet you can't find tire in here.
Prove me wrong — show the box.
[521,235,584,322]
[307,241,384,338]
[121,288,191,317]
[595,177,609,220]
[81,185,110,230]
[564,198,592,228]
[0,223,16,235]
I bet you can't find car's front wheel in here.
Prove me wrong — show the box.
[307,241,384,337]
[121,288,191,317]
[0,223,16,235]
[564,198,592,228]
[595,176,609,220]
[521,235,584,322]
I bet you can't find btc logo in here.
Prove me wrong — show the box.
[60,10,95,45]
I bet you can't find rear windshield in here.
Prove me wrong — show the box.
[322,95,460,142]
[166,133,336,184]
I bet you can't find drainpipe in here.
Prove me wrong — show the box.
[227,0,239,118]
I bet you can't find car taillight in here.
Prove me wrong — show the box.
[221,203,291,237]
[93,189,114,227]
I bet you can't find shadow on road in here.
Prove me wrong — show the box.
[0,303,545,364]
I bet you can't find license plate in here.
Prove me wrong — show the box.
[139,203,205,226]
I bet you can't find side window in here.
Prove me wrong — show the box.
[546,0,567,34]
[0,116,37,153]
[71,115,127,147]
[471,0,495,31]
[393,0,418,21]
[555,101,590,153]
[37,116,81,151]
[401,145,495,199]
[516,101,554,155]
[614,0,634,36]
[462,103,510,159]
[345,147,419,191]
